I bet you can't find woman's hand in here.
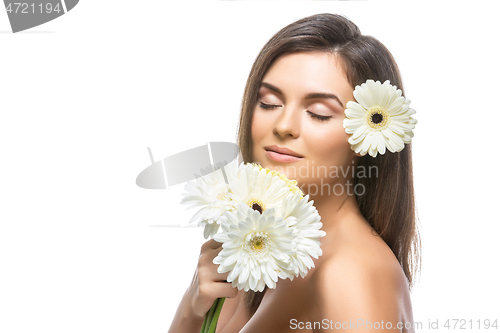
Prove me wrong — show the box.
[189,239,239,317]
[169,239,238,333]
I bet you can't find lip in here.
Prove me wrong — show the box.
[264,145,304,163]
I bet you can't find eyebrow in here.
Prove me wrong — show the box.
[260,82,344,108]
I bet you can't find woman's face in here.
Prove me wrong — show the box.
[251,51,357,196]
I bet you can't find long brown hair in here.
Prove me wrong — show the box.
[237,13,421,314]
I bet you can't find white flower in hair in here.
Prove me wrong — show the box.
[343,79,417,157]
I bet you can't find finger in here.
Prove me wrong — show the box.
[200,238,222,252]
[199,247,222,265]
[197,256,230,280]
[211,269,230,282]
[201,281,239,299]
[215,282,239,299]
[205,248,230,280]
[198,268,230,284]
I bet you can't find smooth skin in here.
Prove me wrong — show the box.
[169,52,415,333]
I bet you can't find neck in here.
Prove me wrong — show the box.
[306,183,362,232]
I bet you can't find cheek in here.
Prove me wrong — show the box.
[305,120,351,158]
[250,110,269,159]
[299,121,355,187]
[251,110,270,144]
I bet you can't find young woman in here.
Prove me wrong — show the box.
[169,13,420,333]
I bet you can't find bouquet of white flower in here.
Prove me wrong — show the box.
[181,161,325,333]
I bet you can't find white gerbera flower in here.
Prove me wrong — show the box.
[229,163,301,215]
[213,203,295,292]
[343,79,417,157]
[280,192,326,278]
[180,160,240,239]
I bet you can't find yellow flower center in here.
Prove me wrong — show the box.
[247,198,265,213]
[252,238,264,251]
[244,232,270,259]
[366,106,390,130]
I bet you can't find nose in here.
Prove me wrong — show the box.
[273,104,301,139]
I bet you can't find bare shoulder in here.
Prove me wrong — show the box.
[309,214,415,331]
[235,213,415,333]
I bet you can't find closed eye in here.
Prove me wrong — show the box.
[307,110,332,121]
[259,102,281,110]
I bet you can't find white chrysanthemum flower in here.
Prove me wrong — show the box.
[229,163,300,215]
[255,164,303,197]
[343,79,417,158]
[181,160,240,239]
[280,192,326,278]
[213,204,295,292]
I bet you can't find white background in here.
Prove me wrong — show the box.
[1,1,499,332]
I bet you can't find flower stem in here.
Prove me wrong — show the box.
[201,298,218,333]
[207,297,225,333]
[200,310,208,333]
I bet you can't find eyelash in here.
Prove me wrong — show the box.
[259,102,332,121]
[307,110,332,121]
[259,102,280,110]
